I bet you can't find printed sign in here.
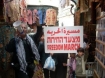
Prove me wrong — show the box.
[44,26,83,53]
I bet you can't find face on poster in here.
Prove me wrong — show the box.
[44,26,83,53]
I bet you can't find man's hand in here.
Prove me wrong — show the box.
[86,43,91,49]
[50,52,53,56]
[63,63,67,66]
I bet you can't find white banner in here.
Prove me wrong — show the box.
[44,26,83,53]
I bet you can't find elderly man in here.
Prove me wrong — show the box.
[5,22,40,78]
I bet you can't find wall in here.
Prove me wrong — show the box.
[58,0,76,26]
[26,0,59,8]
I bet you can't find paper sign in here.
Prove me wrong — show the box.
[44,26,83,53]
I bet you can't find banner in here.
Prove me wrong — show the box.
[44,26,83,53]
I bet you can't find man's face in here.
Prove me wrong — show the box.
[21,24,27,36]
[70,53,75,58]
[78,51,84,57]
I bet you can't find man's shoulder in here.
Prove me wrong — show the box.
[10,38,16,42]
[37,26,43,31]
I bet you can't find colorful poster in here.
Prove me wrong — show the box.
[44,26,83,53]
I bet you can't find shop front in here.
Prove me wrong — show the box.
[74,0,105,78]
[0,0,59,78]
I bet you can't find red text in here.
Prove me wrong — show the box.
[64,43,80,50]
[64,36,80,43]
[47,37,63,43]
[47,44,63,50]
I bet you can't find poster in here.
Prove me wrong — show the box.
[44,26,83,53]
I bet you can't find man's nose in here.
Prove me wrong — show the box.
[22,27,25,30]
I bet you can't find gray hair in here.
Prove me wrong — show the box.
[21,22,28,29]
[20,22,33,33]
